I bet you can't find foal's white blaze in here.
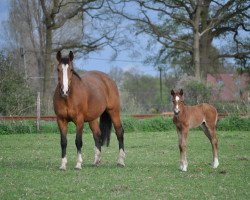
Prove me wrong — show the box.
[62,64,69,95]
[174,96,180,113]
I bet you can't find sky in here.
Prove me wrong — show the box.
[0,1,158,77]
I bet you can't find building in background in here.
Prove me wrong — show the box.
[207,73,250,102]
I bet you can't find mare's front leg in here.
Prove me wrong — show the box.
[177,127,188,172]
[75,119,84,170]
[89,120,102,166]
[57,118,68,170]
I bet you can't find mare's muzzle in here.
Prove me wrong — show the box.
[60,88,69,97]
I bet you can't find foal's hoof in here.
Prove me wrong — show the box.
[59,166,66,171]
[179,165,187,172]
[212,162,219,169]
[117,161,125,167]
[212,158,219,169]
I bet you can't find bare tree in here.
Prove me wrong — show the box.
[3,0,124,114]
[106,0,250,80]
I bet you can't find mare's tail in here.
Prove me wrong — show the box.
[100,110,112,147]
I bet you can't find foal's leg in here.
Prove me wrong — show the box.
[89,120,102,166]
[177,127,188,171]
[108,110,125,167]
[75,119,84,170]
[201,123,219,168]
[57,118,68,170]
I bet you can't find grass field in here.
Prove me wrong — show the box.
[0,130,249,200]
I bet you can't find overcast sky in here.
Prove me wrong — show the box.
[0,1,157,76]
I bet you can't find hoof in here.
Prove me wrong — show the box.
[180,168,187,172]
[117,149,125,167]
[93,159,101,167]
[74,166,82,170]
[180,164,187,172]
[212,162,219,169]
[117,161,125,167]
[59,166,66,171]
[75,162,82,170]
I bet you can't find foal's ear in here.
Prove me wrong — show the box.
[69,51,74,61]
[171,89,175,96]
[179,89,183,96]
[56,51,61,62]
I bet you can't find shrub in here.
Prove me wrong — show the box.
[176,74,212,105]
[0,52,35,115]
[217,115,250,131]
[0,115,249,135]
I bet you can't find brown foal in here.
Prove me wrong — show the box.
[171,89,219,171]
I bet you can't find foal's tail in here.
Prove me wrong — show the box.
[100,110,112,147]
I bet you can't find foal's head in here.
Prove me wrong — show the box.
[171,89,184,115]
[56,51,74,97]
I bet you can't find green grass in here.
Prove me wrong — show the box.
[0,130,249,200]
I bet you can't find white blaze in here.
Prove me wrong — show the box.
[175,96,180,112]
[62,64,69,95]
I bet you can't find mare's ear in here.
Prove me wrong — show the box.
[171,89,175,96]
[179,89,183,96]
[56,51,61,62]
[69,51,74,61]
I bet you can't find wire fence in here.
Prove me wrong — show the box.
[0,90,249,117]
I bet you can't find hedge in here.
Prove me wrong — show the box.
[0,115,249,135]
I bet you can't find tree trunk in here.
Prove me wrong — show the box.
[200,0,212,80]
[42,27,53,114]
[193,4,201,81]
[200,32,212,79]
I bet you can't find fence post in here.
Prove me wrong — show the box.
[36,92,41,131]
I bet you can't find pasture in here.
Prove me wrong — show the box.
[0,129,249,199]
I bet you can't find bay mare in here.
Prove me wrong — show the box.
[53,51,125,170]
[171,89,219,171]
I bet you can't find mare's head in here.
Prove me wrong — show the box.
[170,89,184,115]
[56,51,74,97]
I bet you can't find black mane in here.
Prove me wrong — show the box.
[61,57,69,65]
[72,69,82,80]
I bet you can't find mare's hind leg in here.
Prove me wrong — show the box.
[89,120,102,166]
[108,109,125,167]
[57,118,68,170]
[75,119,84,170]
[201,122,219,168]
[177,127,188,172]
